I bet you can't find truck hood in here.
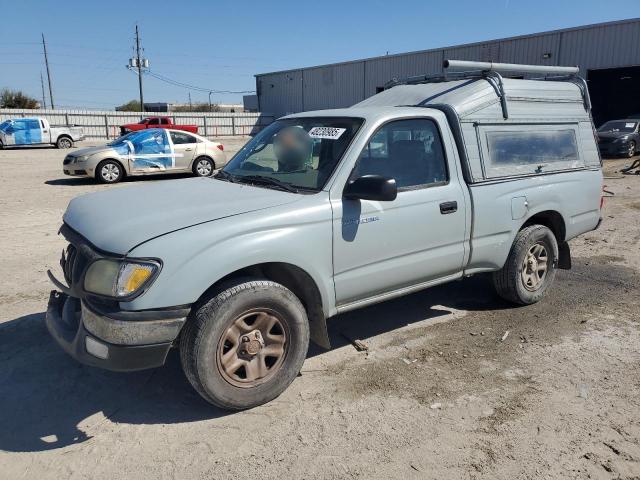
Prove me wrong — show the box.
[63,178,300,253]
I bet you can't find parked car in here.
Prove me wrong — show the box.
[596,119,639,157]
[46,61,603,410]
[62,128,226,183]
[119,116,198,136]
[0,117,84,149]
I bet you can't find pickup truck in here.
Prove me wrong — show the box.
[46,61,603,410]
[0,117,84,148]
[119,116,198,136]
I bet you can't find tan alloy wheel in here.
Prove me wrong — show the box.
[521,242,548,291]
[216,309,288,388]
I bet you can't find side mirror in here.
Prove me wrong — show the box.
[343,175,397,201]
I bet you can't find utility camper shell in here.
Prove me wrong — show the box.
[355,60,601,183]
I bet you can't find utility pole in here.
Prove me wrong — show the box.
[188,91,192,110]
[135,24,145,112]
[40,72,47,109]
[42,33,54,109]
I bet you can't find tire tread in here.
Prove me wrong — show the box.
[180,279,305,409]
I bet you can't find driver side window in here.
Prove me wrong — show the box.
[354,118,448,190]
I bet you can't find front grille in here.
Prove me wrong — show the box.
[598,137,614,145]
[59,242,91,289]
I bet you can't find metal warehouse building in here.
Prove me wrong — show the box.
[255,18,640,126]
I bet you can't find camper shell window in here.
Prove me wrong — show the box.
[479,124,583,178]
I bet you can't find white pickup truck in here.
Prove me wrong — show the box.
[0,117,84,149]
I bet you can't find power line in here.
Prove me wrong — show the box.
[143,69,255,94]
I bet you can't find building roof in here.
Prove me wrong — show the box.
[255,18,640,77]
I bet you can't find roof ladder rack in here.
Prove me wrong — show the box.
[383,60,589,118]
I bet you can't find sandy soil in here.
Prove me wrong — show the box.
[0,142,639,479]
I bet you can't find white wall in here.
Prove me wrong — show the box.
[0,109,275,139]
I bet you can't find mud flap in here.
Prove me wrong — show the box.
[310,313,331,349]
[558,241,571,270]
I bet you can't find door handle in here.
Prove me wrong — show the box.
[439,201,458,214]
[185,148,193,151]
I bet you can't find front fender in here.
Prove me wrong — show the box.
[121,196,336,316]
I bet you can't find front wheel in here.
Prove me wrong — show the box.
[180,279,310,410]
[96,160,124,184]
[193,157,214,177]
[493,225,558,305]
[626,141,636,158]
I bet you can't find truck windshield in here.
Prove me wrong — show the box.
[0,120,12,132]
[598,121,637,133]
[220,117,363,192]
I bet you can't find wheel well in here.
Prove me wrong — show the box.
[521,210,566,242]
[521,210,571,269]
[57,134,72,142]
[198,262,328,348]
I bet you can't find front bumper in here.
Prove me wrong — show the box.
[63,168,88,176]
[45,290,188,371]
[597,142,630,156]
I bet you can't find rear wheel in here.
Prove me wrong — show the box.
[96,160,124,184]
[180,279,310,410]
[193,157,214,177]
[493,225,558,305]
[56,136,73,149]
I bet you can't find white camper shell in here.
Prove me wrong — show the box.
[355,64,600,183]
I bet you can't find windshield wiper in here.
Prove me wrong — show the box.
[236,175,299,193]
[214,170,237,183]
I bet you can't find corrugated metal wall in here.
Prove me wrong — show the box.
[257,18,640,117]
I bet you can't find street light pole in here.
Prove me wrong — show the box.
[208,91,212,112]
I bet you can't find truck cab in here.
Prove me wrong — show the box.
[119,116,199,136]
[0,117,84,148]
[45,61,603,411]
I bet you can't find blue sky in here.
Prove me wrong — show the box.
[0,0,637,109]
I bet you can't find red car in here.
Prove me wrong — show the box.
[120,116,198,136]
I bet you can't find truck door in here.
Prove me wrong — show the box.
[169,131,198,169]
[9,119,43,145]
[332,117,467,306]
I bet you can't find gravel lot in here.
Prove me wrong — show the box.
[1,141,639,479]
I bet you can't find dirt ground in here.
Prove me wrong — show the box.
[0,140,639,480]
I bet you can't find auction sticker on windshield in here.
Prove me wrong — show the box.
[308,126,346,140]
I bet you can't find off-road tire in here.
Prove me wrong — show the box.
[96,159,124,184]
[493,224,558,305]
[180,279,310,410]
[56,136,73,149]
[192,156,215,177]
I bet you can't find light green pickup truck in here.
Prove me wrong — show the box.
[46,61,603,410]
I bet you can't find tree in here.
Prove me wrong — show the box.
[115,100,142,112]
[172,102,221,112]
[0,88,39,109]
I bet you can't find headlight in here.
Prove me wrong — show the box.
[84,259,160,298]
[76,154,91,162]
[613,137,629,144]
